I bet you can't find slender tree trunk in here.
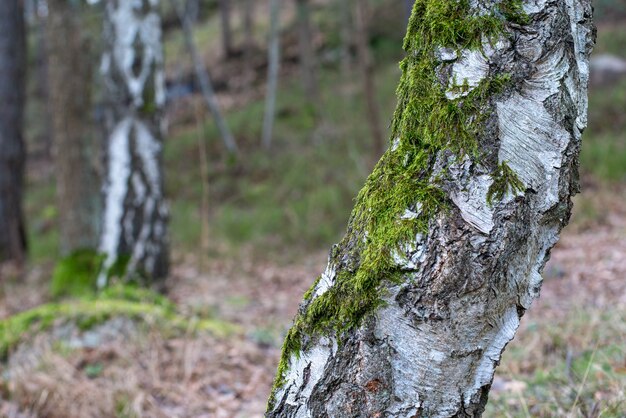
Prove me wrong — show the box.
[47,0,100,255]
[97,0,169,286]
[354,0,385,159]
[339,0,353,80]
[243,0,255,54]
[262,0,281,149]
[172,0,239,155]
[0,0,27,264]
[243,0,256,86]
[267,1,595,416]
[35,10,53,159]
[295,0,319,107]
[185,0,199,23]
[218,0,235,58]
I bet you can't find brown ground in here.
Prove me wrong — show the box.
[1,189,625,418]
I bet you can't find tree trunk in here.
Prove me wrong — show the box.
[172,0,239,155]
[243,0,255,54]
[338,0,353,80]
[0,0,27,264]
[47,0,100,255]
[262,0,281,149]
[295,0,319,107]
[354,0,385,159]
[218,0,234,59]
[243,0,256,87]
[267,1,595,416]
[97,0,169,286]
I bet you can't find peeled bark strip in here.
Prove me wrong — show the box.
[97,0,168,286]
[0,0,27,264]
[268,1,594,417]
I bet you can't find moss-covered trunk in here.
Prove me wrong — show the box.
[267,0,595,416]
[97,0,169,286]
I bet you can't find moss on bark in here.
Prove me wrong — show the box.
[268,0,528,409]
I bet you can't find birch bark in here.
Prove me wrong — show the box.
[267,0,595,416]
[97,0,169,286]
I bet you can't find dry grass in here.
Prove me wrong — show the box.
[1,191,624,417]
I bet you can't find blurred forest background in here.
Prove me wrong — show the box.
[0,0,625,416]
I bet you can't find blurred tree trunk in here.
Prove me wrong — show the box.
[47,0,100,255]
[267,0,594,416]
[243,0,256,85]
[243,0,255,52]
[295,0,319,107]
[185,0,199,23]
[171,0,238,154]
[97,0,169,287]
[354,0,385,159]
[35,9,53,159]
[0,0,27,264]
[262,0,281,149]
[218,0,235,58]
[339,0,353,80]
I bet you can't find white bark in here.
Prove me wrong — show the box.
[97,0,169,285]
[268,0,595,416]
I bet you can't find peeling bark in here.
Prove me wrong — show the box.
[97,0,169,285]
[268,1,595,417]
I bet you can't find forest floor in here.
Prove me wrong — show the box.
[1,185,625,418]
[1,6,624,417]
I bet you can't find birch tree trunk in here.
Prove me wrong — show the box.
[267,0,595,416]
[97,0,169,286]
[47,0,100,255]
[0,0,27,264]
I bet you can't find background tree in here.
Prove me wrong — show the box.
[267,0,595,416]
[354,0,384,158]
[218,0,234,58]
[0,0,27,264]
[295,0,319,109]
[172,0,238,154]
[97,0,169,287]
[262,0,282,149]
[47,0,100,255]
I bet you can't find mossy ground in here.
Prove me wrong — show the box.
[0,284,238,359]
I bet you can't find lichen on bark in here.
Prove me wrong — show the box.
[268,0,595,416]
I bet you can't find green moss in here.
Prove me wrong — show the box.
[50,250,133,298]
[50,249,105,298]
[0,286,238,359]
[487,161,525,206]
[268,0,528,408]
